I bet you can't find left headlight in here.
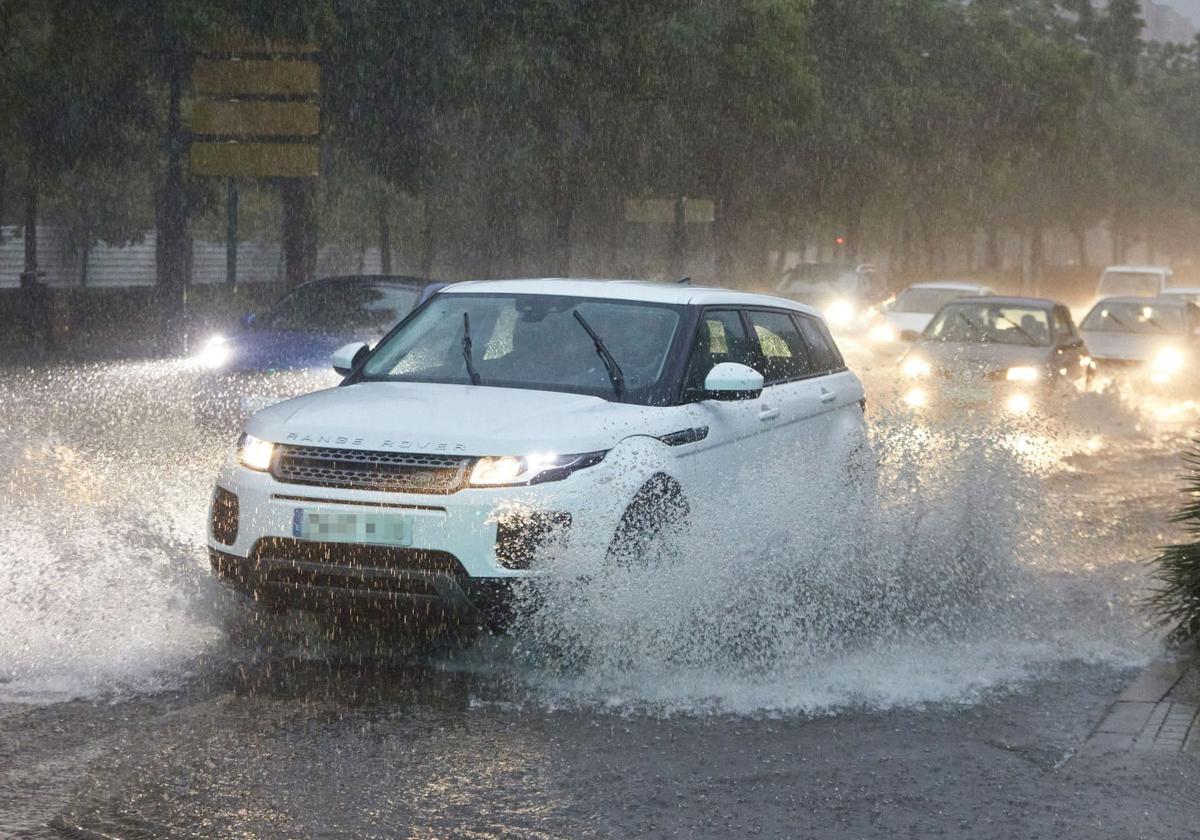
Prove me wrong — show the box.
[1005,366,1040,382]
[1153,347,1185,374]
[237,433,275,471]
[469,452,606,487]
[195,335,230,369]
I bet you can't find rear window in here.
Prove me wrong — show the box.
[1098,271,1164,298]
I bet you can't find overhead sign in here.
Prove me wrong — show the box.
[189,46,320,178]
[191,142,319,178]
[193,59,320,97]
[192,101,319,136]
[625,198,715,224]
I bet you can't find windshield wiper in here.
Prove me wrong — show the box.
[572,310,625,400]
[461,312,481,385]
[995,313,1039,345]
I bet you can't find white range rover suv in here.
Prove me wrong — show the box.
[208,279,868,626]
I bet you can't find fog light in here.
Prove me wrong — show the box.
[904,388,927,408]
[1006,393,1032,414]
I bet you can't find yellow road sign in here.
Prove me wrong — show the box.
[193,59,320,96]
[191,142,319,178]
[192,101,319,136]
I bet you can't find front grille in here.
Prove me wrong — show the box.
[272,444,472,494]
[252,538,468,578]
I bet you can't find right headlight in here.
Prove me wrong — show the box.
[469,452,606,487]
[1005,366,1040,382]
[1153,347,1185,374]
[902,357,931,378]
[237,433,275,472]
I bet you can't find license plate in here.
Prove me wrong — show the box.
[240,395,279,414]
[946,384,990,402]
[293,509,412,547]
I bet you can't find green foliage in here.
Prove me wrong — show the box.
[1148,445,1200,647]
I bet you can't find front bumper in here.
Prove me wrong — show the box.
[900,378,1042,414]
[207,457,625,614]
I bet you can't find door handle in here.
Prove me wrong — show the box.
[759,407,781,421]
[820,388,837,404]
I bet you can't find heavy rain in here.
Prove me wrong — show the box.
[2,2,1200,838]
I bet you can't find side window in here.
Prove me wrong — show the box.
[683,309,755,396]
[747,310,812,384]
[794,314,845,375]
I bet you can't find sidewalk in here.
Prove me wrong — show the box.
[1086,655,1200,755]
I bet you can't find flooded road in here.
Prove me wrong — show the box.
[1,353,1197,838]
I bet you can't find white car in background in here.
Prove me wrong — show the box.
[208,279,869,628]
[1079,296,1200,386]
[1095,265,1173,300]
[872,281,995,343]
[1158,287,1200,306]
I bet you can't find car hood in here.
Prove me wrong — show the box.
[885,312,934,335]
[1080,330,1178,363]
[908,340,1051,376]
[244,381,680,455]
[215,329,370,373]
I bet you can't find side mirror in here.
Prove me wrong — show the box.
[332,341,370,376]
[240,311,257,328]
[703,362,764,401]
[900,329,920,342]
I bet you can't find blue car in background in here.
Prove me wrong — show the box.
[192,274,442,426]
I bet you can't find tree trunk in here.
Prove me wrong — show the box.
[1071,225,1088,267]
[667,196,687,279]
[377,195,392,274]
[0,158,7,243]
[156,54,189,354]
[80,241,91,286]
[420,190,436,278]
[771,204,794,277]
[985,225,1000,272]
[549,169,575,277]
[1029,223,1045,292]
[281,178,318,287]
[714,179,738,283]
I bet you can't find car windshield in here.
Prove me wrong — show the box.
[1081,301,1186,334]
[893,288,973,314]
[359,293,682,403]
[923,303,1053,346]
[264,280,422,333]
[1098,271,1162,297]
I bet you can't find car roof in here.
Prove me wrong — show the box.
[440,277,821,315]
[1089,295,1186,308]
[311,274,433,287]
[904,281,990,291]
[1102,265,1173,274]
[943,294,1061,310]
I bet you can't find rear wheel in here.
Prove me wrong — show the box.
[606,473,690,567]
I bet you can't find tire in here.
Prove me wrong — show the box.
[606,473,690,567]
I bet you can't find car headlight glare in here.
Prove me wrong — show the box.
[825,299,856,327]
[237,433,275,471]
[195,335,230,369]
[902,357,931,378]
[470,452,606,487]
[1005,366,1040,382]
[1153,347,1185,374]
[869,324,896,343]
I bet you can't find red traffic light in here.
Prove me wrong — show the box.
[834,236,846,246]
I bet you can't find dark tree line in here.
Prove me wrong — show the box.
[3,0,1199,316]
